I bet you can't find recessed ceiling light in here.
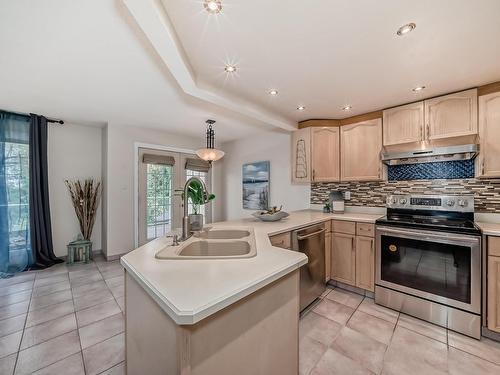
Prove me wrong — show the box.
[204,0,222,14]
[224,65,237,73]
[412,86,426,92]
[268,89,279,96]
[297,106,306,111]
[342,105,352,111]
[397,22,416,36]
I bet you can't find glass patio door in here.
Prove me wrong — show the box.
[137,149,212,246]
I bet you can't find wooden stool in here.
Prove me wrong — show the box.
[67,239,92,264]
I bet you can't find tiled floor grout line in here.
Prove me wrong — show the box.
[12,274,36,374]
[70,269,88,375]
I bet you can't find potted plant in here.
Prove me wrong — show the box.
[182,179,215,231]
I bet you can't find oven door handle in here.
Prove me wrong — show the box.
[376,226,479,244]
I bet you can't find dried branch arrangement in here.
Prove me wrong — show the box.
[65,178,101,241]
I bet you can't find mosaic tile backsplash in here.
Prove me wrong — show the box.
[387,160,475,181]
[311,179,500,213]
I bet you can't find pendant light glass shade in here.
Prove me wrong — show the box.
[195,119,224,163]
[195,148,225,162]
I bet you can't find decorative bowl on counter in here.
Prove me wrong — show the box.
[251,210,289,222]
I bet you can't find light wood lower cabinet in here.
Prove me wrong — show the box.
[269,232,291,249]
[488,255,500,333]
[355,236,375,292]
[331,233,356,286]
[325,230,331,282]
[330,221,375,292]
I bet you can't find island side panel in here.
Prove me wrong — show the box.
[187,269,300,375]
[125,271,181,375]
[125,269,299,375]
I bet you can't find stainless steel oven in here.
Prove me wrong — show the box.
[375,194,482,339]
[376,226,481,314]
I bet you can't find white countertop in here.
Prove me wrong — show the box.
[476,222,500,236]
[120,209,383,325]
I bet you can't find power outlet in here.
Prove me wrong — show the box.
[344,191,351,200]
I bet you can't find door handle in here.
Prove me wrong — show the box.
[297,228,325,240]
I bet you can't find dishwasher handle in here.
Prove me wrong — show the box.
[296,228,326,240]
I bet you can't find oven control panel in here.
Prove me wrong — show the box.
[386,194,474,212]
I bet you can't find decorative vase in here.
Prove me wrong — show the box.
[189,214,204,231]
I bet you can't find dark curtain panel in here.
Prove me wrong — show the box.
[29,114,62,268]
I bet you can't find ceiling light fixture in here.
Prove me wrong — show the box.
[195,120,225,163]
[297,106,306,111]
[397,22,416,36]
[224,65,237,73]
[203,0,222,14]
[342,105,352,111]
[412,86,426,92]
[268,89,279,96]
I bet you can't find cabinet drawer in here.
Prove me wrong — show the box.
[489,236,500,257]
[356,223,375,237]
[270,232,291,249]
[332,220,356,235]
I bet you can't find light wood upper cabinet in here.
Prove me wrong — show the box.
[383,102,424,146]
[424,89,478,140]
[488,254,500,333]
[478,91,500,178]
[331,233,356,286]
[340,119,383,181]
[311,127,340,182]
[355,236,375,292]
[291,127,311,183]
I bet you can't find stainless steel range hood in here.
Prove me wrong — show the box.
[381,144,479,166]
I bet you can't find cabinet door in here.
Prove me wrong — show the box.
[488,256,500,333]
[331,233,356,286]
[325,231,331,282]
[424,89,478,140]
[355,236,375,292]
[478,91,500,178]
[383,102,424,146]
[291,128,311,183]
[312,127,340,182]
[340,119,383,181]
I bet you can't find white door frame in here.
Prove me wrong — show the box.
[133,142,197,248]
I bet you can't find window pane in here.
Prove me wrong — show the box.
[146,164,172,240]
[1,141,30,275]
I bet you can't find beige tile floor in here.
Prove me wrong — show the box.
[3,259,500,375]
[300,287,500,375]
[0,256,124,375]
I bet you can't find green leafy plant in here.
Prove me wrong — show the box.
[176,180,215,215]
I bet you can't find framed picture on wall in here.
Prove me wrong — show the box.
[242,161,270,210]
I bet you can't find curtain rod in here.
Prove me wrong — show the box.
[0,109,64,125]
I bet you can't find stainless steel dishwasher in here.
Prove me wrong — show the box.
[292,223,326,311]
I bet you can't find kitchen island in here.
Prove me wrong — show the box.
[120,210,382,375]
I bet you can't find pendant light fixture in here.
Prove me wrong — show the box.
[195,120,225,163]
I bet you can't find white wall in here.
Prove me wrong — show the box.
[48,123,102,257]
[214,129,310,221]
[103,123,202,258]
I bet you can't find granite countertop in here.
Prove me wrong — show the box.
[120,209,384,325]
